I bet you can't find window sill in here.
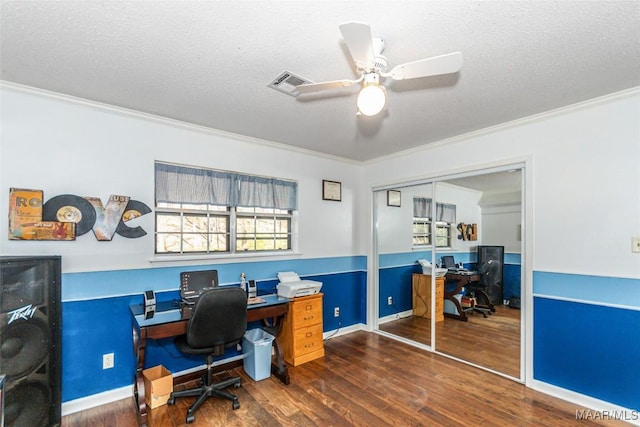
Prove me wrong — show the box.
[149,251,302,264]
[412,246,460,251]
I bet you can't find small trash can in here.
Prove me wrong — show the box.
[242,328,275,381]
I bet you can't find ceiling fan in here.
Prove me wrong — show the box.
[296,21,463,117]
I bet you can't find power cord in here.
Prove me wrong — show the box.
[324,316,342,340]
[391,302,402,319]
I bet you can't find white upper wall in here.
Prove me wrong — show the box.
[2,85,639,279]
[376,184,433,254]
[0,85,363,272]
[363,89,640,279]
[481,205,521,253]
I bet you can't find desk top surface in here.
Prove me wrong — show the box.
[446,270,479,276]
[131,293,289,328]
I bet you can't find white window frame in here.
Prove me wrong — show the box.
[155,204,295,255]
[154,162,297,257]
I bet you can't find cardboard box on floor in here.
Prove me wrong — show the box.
[142,365,173,409]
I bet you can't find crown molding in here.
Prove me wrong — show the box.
[0,81,361,166]
[363,86,640,166]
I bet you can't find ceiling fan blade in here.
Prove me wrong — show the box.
[339,21,375,70]
[296,77,360,94]
[384,52,463,81]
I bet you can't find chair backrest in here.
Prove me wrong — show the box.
[186,287,247,350]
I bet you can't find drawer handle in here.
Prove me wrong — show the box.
[306,332,313,338]
[303,315,314,321]
[304,343,314,348]
[305,304,313,311]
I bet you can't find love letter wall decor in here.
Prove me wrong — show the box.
[9,188,151,241]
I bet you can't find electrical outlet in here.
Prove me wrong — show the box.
[387,296,393,305]
[103,353,114,369]
[334,307,340,317]
[633,237,640,253]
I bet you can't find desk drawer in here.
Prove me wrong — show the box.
[291,323,324,357]
[280,293,325,366]
[412,274,444,322]
[290,296,322,328]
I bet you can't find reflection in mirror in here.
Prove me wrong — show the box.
[435,170,521,378]
[377,184,433,347]
[375,169,523,380]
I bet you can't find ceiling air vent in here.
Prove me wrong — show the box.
[268,71,312,97]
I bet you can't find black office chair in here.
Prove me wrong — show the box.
[464,282,495,318]
[167,287,247,423]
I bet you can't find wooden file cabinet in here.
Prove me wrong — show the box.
[279,293,325,366]
[412,274,444,322]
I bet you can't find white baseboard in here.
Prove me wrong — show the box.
[531,380,640,426]
[323,323,365,340]
[378,310,412,324]
[62,385,133,416]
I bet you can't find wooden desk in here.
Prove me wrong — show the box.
[130,294,290,427]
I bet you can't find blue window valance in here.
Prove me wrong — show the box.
[155,162,298,210]
[413,197,456,223]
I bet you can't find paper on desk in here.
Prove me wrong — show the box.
[247,296,265,305]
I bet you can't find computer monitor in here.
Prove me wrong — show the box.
[180,270,218,301]
[441,256,456,269]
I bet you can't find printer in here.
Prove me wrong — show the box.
[276,271,322,298]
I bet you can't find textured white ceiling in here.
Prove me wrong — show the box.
[1,1,639,162]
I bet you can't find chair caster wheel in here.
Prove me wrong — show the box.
[167,397,175,405]
[233,400,240,410]
[234,382,241,388]
[186,414,195,423]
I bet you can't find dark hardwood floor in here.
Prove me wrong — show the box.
[62,331,625,426]
[379,304,521,377]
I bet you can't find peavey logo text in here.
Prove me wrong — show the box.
[7,304,37,324]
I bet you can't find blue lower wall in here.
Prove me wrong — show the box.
[502,264,521,300]
[62,253,640,413]
[379,264,421,316]
[378,251,522,317]
[62,296,138,401]
[61,256,366,402]
[533,272,640,411]
[378,254,640,410]
[533,297,640,410]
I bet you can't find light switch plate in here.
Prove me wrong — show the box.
[632,237,640,253]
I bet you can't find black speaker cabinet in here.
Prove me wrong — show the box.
[0,256,61,427]
[477,246,504,306]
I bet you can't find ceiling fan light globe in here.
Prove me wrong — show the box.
[357,85,387,116]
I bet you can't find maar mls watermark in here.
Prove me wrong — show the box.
[576,409,639,421]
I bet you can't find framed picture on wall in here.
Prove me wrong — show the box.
[322,180,342,201]
[387,190,401,207]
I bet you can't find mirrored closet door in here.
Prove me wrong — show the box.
[377,183,433,347]
[375,169,523,379]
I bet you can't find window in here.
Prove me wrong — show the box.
[412,217,431,245]
[434,222,452,248]
[155,162,297,255]
[236,207,291,251]
[156,203,229,253]
[413,197,455,248]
